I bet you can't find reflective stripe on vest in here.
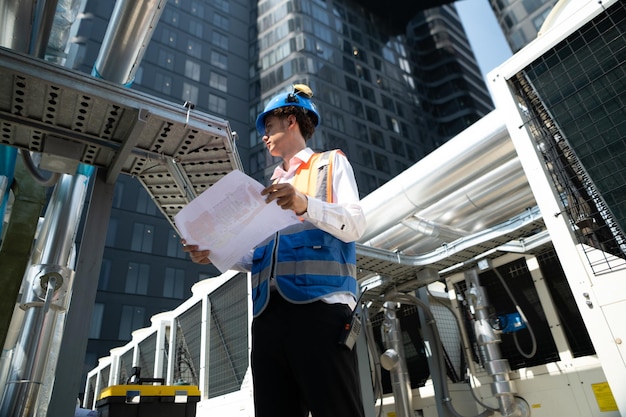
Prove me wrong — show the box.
[251,150,357,317]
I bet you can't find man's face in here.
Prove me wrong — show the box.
[262,115,291,157]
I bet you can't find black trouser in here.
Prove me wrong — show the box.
[251,293,366,417]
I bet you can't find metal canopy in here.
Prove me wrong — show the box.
[0,46,243,228]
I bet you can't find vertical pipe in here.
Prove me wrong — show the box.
[0,0,35,52]
[380,302,413,417]
[49,2,168,415]
[0,147,17,238]
[464,269,527,417]
[0,172,90,417]
[30,0,61,58]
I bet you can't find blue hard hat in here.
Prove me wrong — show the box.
[255,84,320,135]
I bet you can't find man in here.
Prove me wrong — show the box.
[183,84,367,417]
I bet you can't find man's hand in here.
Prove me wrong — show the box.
[181,240,212,264]
[261,183,308,215]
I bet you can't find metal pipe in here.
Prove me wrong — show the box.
[30,0,61,58]
[360,110,515,243]
[0,146,17,238]
[0,173,88,417]
[464,269,529,417]
[0,0,35,52]
[93,0,168,85]
[380,302,413,417]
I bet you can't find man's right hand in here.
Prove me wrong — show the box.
[181,240,212,264]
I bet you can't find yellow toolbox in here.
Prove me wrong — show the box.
[96,384,200,417]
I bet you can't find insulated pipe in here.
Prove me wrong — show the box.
[92,0,168,85]
[364,156,534,254]
[0,147,17,238]
[30,0,61,58]
[0,172,90,417]
[46,2,168,416]
[0,0,35,52]
[359,110,514,243]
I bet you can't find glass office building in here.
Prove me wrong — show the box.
[247,0,493,193]
[490,0,558,52]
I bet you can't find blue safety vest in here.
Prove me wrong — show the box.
[251,151,357,317]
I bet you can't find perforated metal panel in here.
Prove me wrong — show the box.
[0,46,243,229]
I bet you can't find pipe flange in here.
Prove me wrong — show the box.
[40,272,64,292]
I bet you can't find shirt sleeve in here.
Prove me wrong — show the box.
[300,151,366,243]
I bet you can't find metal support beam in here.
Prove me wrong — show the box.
[416,286,452,417]
[105,108,149,184]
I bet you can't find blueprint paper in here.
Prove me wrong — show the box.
[174,169,300,272]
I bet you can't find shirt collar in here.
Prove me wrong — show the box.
[271,147,314,180]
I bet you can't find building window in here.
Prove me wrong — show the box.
[163,267,185,299]
[210,51,228,70]
[105,217,117,247]
[391,137,404,154]
[158,49,174,70]
[214,0,229,12]
[365,106,380,124]
[118,305,145,340]
[211,31,228,50]
[348,97,364,118]
[356,65,371,82]
[359,147,373,167]
[370,128,385,148]
[209,72,228,92]
[184,60,201,81]
[126,262,150,295]
[189,19,203,38]
[167,232,187,258]
[134,66,143,84]
[353,121,368,142]
[186,38,202,58]
[113,181,124,208]
[154,72,172,95]
[381,95,395,112]
[345,76,359,95]
[374,152,390,173]
[208,94,227,114]
[99,259,111,290]
[326,111,345,132]
[182,83,199,104]
[191,1,204,17]
[212,13,229,30]
[89,303,104,339]
[131,222,154,253]
[361,85,375,102]
[163,9,179,27]
[136,188,157,215]
[161,28,177,47]
[388,116,401,134]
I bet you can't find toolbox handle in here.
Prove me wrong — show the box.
[126,367,165,385]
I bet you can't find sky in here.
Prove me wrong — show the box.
[455,0,514,80]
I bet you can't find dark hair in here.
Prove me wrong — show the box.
[268,105,316,140]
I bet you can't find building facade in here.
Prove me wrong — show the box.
[490,0,558,52]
